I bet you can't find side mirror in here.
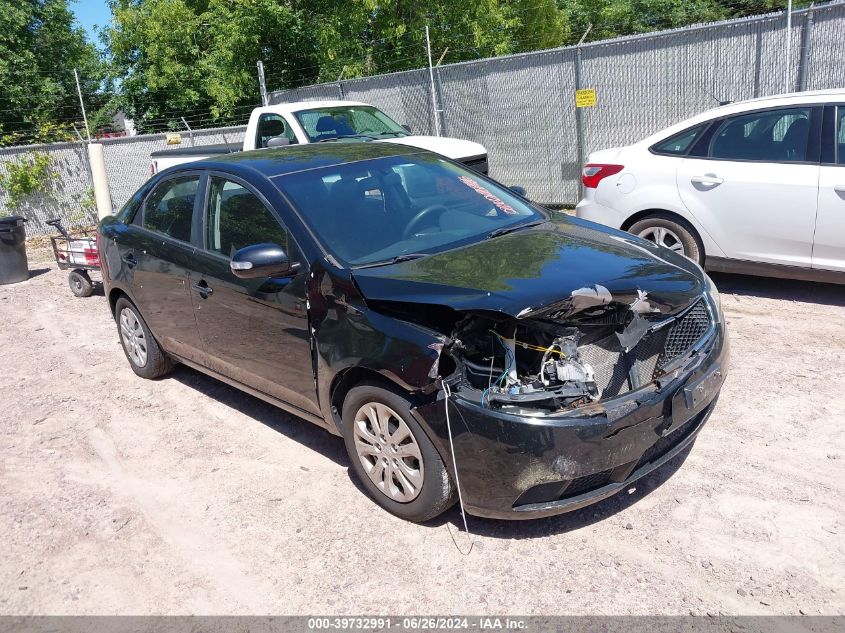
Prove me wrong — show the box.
[510,185,527,197]
[401,124,412,133]
[230,243,292,279]
[266,137,290,148]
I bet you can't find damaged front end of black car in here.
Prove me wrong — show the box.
[342,220,729,519]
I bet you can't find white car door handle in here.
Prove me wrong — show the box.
[691,175,724,186]
[834,184,845,193]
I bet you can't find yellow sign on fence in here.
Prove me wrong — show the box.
[165,133,183,145]
[575,88,597,108]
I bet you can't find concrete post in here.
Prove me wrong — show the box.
[87,143,113,220]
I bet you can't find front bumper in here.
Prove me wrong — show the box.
[414,320,729,520]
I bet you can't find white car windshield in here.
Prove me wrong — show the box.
[294,106,409,142]
[274,154,543,267]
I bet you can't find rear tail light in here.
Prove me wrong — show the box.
[581,163,624,188]
[84,247,99,266]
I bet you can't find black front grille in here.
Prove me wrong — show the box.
[658,299,711,368]
[562,469,613,498]
[578,334,630,397]
[636,414,701,469]
[576,298,712,398]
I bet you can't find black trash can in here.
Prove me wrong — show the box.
[0,216,29,285]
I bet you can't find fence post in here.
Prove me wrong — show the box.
[797,4,815,91]
[573,48,586,198]
[434,66,447,137]
[257,61,268,106]
[752,24,763,98]
[87,143,113,220]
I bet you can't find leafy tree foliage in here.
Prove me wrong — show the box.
[298,0,568,81]
[106,0,319,132]
[560,0,815,43]
[0,0,820,144]
[0,0,107,146]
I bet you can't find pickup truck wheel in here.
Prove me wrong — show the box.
[628,214,704,265]
[114,297,173,379]
[341,383,456,522]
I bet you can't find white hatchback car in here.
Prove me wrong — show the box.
[576,89,845,283]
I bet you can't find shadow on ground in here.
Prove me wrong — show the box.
[27,268,51,279]
[170,365,348,467]
[168,362,696,539]
[711,272,845,307]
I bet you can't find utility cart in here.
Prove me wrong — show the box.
[47,218,100,297]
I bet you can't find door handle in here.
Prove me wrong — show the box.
[691,175,724,186]
[121,253,137,268]
[834,184,845,193]
[191,281,214,296]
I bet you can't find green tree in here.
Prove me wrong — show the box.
[298,0,568,81]
[0,0,107,146]
[106,0,318,132]
[558,0,815,44]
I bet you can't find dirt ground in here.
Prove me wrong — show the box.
[1,246,843,616]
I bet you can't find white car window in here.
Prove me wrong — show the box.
[709,107,811,163]
[651,123,707,156]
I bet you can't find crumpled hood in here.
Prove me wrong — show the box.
[352,217,705,320]
[377,135,486,161]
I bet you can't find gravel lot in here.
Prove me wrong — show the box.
[1,247,844,616]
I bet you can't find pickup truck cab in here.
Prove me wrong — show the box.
[151,100,489,174]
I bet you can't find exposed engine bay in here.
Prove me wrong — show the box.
[441,289,714,412]
[451,320,601,409]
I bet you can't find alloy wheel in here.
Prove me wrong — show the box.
[119,307,148,367]
[637,226,685,255]
[353,402,424,502]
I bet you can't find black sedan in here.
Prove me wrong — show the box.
[98,143,729,521]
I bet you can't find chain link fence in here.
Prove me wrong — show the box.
[271,2,845,203]
[0,126,246,235]
[2,2,845,235]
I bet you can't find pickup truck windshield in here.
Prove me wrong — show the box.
[274,154,543,267]
[294,106,409,142]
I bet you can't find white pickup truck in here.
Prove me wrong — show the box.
[151,100,489,175]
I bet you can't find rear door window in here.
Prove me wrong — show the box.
[143,176,200,242]
[709,107,812,162]
[837,106,845,165]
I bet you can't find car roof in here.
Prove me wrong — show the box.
[251,100,371,116]
[638,88,845,146]
[197,142,428,178]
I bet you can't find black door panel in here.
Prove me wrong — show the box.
[188,254,317,415]
[122,174,205,362]
[130,234,203,362]
[192,175,319,416]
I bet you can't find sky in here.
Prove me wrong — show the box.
[70,0,111,43]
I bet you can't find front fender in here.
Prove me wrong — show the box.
[314,303,449,439]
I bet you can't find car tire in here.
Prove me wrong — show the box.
[341,382,456,522]
[628,214,704,265]
[68,270,94,298]
[114,296,174,379]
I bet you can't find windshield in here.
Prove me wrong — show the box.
[274,154,544,267]
[294,106,408,142]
